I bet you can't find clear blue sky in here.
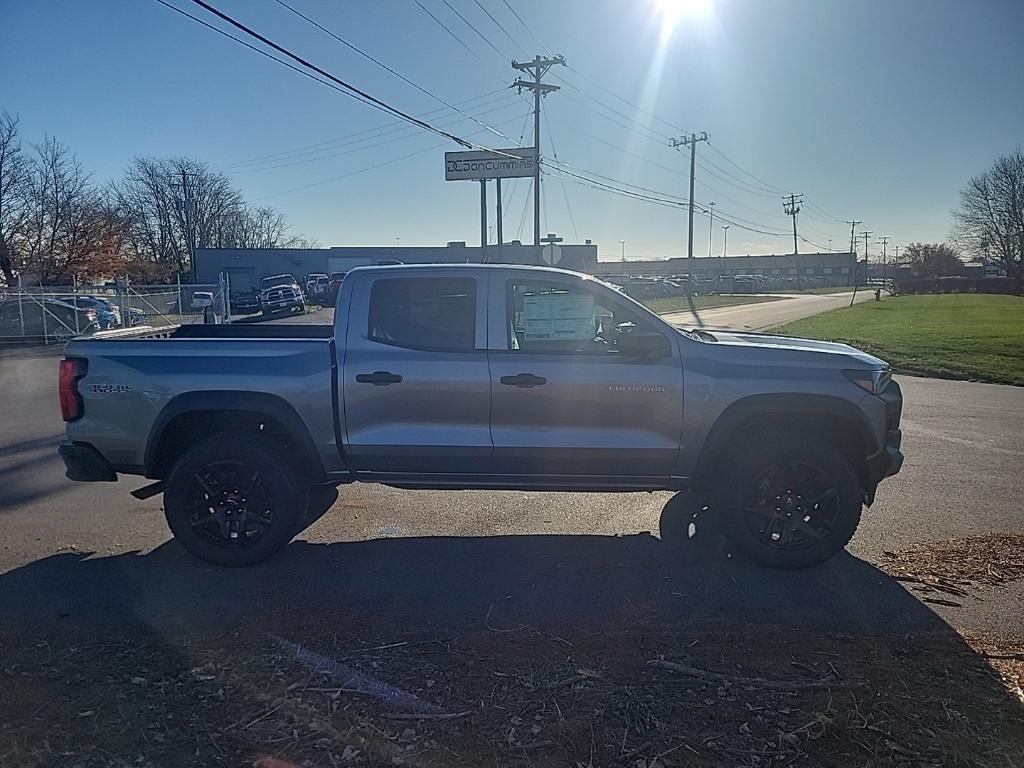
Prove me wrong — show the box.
[3,0,1022,260]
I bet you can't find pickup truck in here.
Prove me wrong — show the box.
[58,264,903,568]
[259,274,305,317]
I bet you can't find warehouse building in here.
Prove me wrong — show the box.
[194,242,599,291]
[590,252,857,283]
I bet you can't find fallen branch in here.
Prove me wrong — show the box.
[648,659,863,690]
[379,710,472,721]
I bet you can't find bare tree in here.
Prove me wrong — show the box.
[111,157,313,275]
[19,136,112,283]
[953,147,1024,285]
[0,112,32,285]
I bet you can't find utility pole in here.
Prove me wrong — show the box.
[669,131,710,296]
[862,230,873,280]
[619,240,626,263]
[879,236,889,284]
[513,54,565,249]
[782,194,803,255]
[893,244,900,283]
[721,224,729,291]
[707,201,716,258]
[845,219,862,287]
[495,178,503,251]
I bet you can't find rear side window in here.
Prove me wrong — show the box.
[369,277,476,352]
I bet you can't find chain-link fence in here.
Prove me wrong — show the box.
[0,279,227,345]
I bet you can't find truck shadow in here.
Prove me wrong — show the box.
[0,493,1001,639]
[2,493,1022,764]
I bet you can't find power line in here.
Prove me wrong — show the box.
[554,78,672,143]
[564,64,690,135]
[471,0,520,50]
[500,0,551,55]
[221,90,513,170]
[705,142,789,194]
[250,112,530,202]
[272,0,516,142]
[229,99,526,174]
[437,0,509,60]
[411,0,488,65]
[164,0,484,148]
[546,123,579,242]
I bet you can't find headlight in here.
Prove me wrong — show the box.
[843,368,892,395]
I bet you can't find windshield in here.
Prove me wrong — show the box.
[1,3,1021,767]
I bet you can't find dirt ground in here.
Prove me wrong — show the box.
[2,535,1022,768]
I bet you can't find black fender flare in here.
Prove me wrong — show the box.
[144,391,326,482]
[692,393,878,488]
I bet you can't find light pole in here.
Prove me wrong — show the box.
[394,237,400,247]
[707,201,716,258]
[721,225,729,292]
[619,240,626,263]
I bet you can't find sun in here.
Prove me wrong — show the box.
[654,0,713,32]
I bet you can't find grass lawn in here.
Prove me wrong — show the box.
[771,293,1024,386]
[643,294,785,314]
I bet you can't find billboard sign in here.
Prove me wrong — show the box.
[445,147,536,181]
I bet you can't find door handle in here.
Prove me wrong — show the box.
[499,373,547,388]
[355,371,403,385]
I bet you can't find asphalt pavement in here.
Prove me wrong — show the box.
[1,302,1021,641]
[660,290,874,330]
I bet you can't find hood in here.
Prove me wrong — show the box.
[684,328,887,370]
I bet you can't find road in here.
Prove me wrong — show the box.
[1,308,1021,640]
[660,289,873,330]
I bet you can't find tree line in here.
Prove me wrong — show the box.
[0,111,313,286]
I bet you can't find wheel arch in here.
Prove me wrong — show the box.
[145,391,326,483]
[692,394,877,492]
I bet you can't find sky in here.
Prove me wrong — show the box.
[2,0,1023,261]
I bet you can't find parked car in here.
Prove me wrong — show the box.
[190,291,214,310]
[231,290,261,314]
[305,273,328,300]
[324,271,347,306]
[1,298,100,340]
[59,264,903,569]
[55,295,121,329]
[259,274,305,316]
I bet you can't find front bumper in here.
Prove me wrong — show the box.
[59,441,117,482]
[864,379,904,502]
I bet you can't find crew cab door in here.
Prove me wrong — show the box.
[341,271,491,474]
[487,274,684,480]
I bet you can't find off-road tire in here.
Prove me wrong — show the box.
[720,432,863,569]
[164,434,308,567]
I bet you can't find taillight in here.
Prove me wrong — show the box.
[59,358,87,421]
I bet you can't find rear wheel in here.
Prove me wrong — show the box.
[163,434,307,566]
[720,433,863,569]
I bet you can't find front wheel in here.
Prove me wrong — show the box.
[163,434,308,566]
[719,433,863,569]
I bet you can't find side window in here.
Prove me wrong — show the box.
[507,280,649,354]
[369,276,476,352]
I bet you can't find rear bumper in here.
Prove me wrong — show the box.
[59,441,117,482]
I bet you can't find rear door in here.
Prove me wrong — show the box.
[487,273,684,480]
[341,270,491,474]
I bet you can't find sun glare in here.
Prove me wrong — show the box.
[654,0,713,33]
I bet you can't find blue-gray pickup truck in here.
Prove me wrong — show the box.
[58,264,903,568]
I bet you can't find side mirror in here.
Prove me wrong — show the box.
[616,331,671,359]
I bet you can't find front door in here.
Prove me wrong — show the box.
[487,275,684,480]
[341,271,491,475]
